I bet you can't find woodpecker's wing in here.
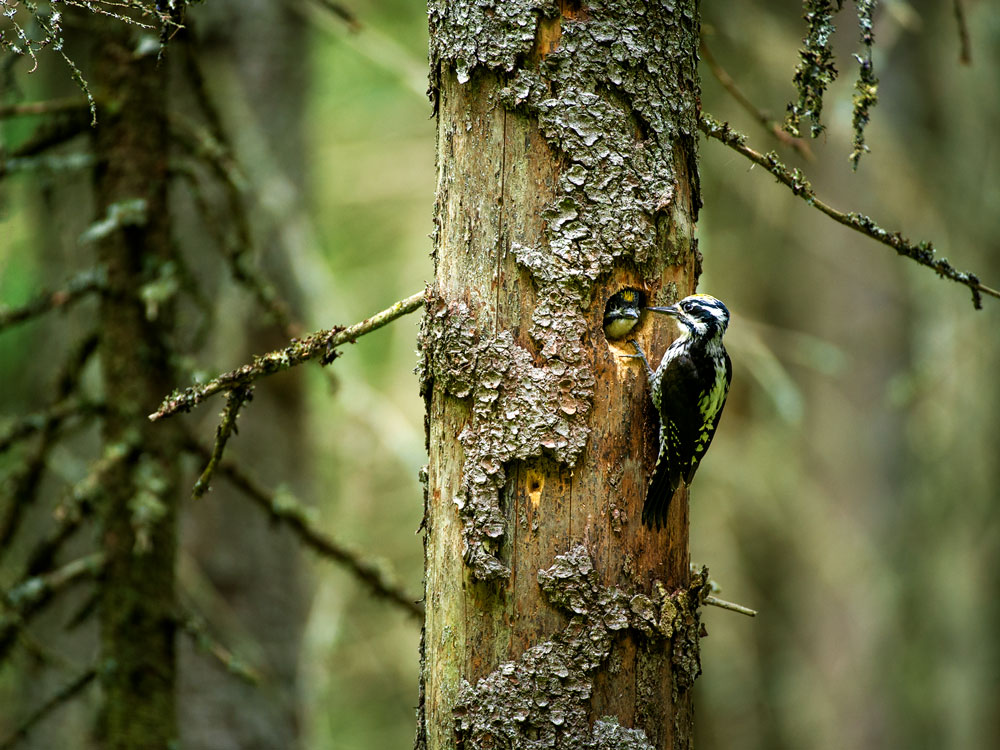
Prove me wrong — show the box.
[642,348,731,529]
[642,351,699,528]
[682,349,732,485]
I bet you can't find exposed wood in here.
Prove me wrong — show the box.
[421,2,704,748]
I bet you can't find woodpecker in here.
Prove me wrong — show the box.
[603,288,644,340]
[629,294,732,529]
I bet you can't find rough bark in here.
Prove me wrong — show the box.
[419,2,704,749]
[91,25,180,750]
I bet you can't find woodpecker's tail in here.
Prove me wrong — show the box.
[642,443,679,529]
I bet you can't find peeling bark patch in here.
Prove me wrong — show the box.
[452,547,709,747]
[428,1,559,89]
[432,0,699,296]
[422,299,593,580]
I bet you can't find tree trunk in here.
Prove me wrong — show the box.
[420,2,705,749]
[91,25,180,750]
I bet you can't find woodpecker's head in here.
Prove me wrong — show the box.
[603,288,644,340]
[647,294,729,340]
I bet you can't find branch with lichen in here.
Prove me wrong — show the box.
[0,336,102,561]
[0,667,97,750]
[150,291,426,421]
[183,435,423,620]
[0,398,104,455]
[179,608,263,685]
[0,267,106,332]
[700,38,813,161]
[0,553,105,665]
[192,385,252,499]
[14,439,133,584]
[700,114,999,308]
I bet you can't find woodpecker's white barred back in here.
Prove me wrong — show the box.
[630,294,732,528]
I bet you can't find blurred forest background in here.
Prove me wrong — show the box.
[1,1,997,749]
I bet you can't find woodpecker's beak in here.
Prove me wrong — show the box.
[646,305,681,317]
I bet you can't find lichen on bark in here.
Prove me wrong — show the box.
[451,547,710,748]
[421,297,594,580]
[425,0,701,581]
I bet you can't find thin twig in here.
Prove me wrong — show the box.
[704,594,757,618]
[21,439,130,580]
[169,113,299,338]
[0,398,104,455]
[699,114,998,309]
[699,39,813,161]
[0,98,91,119]
[0,335,101,562]
[0,668,97,750]
[2,553,105,615]
[150,291,425,421]
[183,436,423,620]
[953,0,972,65]
[0,268,106,332]
[192,385,252,499]
[178,609,263,685]
[5,109,92,161]
[305,0,362,32]
[0,554,105,665]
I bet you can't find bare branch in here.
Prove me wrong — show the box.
[183,437,423,620]
[0,398,103,455]
[953,0,972,65]
[0,668,97,750]
[0,98,91,119]
[2,109,92,164]
[704,595,757,618]
[305,0,362,32]
[169,113,300,337]
[178,609,263,685]
[699,114,998,308]
[192,385,253,499]
[0,268,105,333]
[699,38,813,161]
[150,291,426,421]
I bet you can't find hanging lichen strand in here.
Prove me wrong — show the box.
[850,0,879,169]
[424,0,700,582]
[786,0,881,167]
[786,0,841,139]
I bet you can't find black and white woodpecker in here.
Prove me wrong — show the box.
[629,294,732,528]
